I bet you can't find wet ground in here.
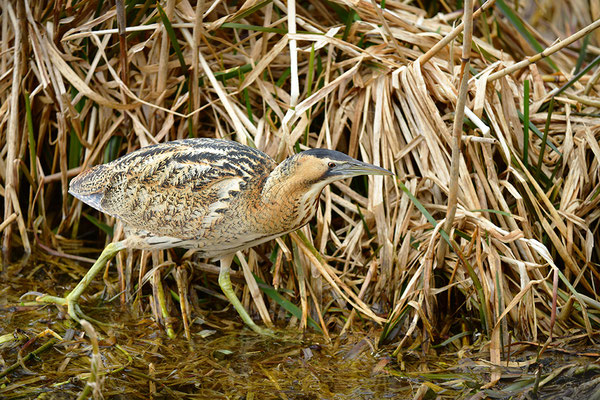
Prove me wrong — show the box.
[2,256,600,399]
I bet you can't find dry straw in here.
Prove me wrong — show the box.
[1,0,600,372]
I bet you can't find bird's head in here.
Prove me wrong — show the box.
[293,148,393,185]
[260,148,393,230]
[265,148,393,200]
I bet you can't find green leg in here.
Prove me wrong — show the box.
[37,241,126,322]
[218,254,274,336]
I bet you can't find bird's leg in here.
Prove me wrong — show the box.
[218,254,274,336]
[37,241,127,322]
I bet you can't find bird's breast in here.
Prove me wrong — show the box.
[256,183,322,235]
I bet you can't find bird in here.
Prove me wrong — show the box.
[38,138,393,334]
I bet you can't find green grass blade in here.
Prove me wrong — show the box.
[496,0,558,71]
[215,63,253,82]
[24,91,37,182]
[238,70,254,123]
[516,109,561,156]
[523,79,530,167]
[452,239,490,334]
[230,0,273,21]
[479,6,492,44]
[220,22,287,34]
[69,130,82,170]
[276,67,291,87]
[104,135,123,163]
[380,305,409,346]
[470,208,513,217]
[554,54,600,97]
[68,88,85,170]
[307,43,315,97]
[574,34,590,74]
[82,213,114,236]
[342,9,359,42]
[432,330,473,348]
[156,3,186,71]
[253,274,323,333]
[397,180,452,247]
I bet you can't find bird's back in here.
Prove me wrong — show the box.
[70,139,278,254]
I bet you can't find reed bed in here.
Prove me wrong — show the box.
[1,0,600,386]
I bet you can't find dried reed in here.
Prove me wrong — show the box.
[1,0,600,374]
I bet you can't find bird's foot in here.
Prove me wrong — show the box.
[246,323,277,338]
[36,293,86,323]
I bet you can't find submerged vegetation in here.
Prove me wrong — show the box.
[1,0,600,397]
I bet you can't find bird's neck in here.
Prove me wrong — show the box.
[259,161,325,233]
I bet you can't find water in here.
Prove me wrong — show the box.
[1,256,599,399]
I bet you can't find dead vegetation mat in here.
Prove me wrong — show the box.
[2,0,600,396]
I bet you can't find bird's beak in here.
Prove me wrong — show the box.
[335,160,394,178]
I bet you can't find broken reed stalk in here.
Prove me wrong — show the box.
[436,0,474,267]
[0,338,58,379]
[281,0,300,148]
[487,17,600,82]
[287,0,299,109]
[370,0,406,63]
[2,0,23,257]
[418,0,496,66]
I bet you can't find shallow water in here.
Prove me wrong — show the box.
[1,257,600,399]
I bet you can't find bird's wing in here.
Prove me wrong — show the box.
[71,139,276,239]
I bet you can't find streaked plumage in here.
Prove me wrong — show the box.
[70,138,390,257]
[41,138,393,334]
[71,139,278,256]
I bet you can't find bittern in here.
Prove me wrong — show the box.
[38,138,392,334]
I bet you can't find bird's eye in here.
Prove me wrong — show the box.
[328,162,336,168]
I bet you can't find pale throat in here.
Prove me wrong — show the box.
[259,169,330,232]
